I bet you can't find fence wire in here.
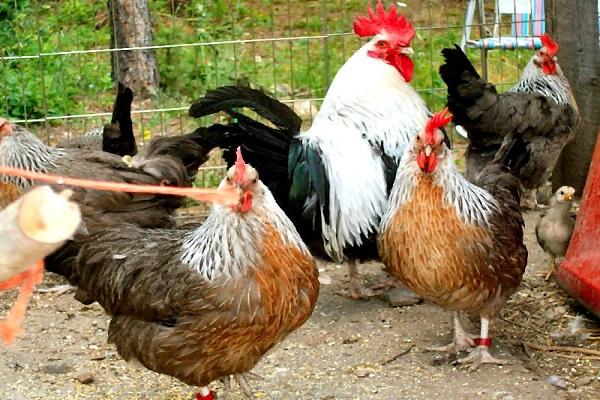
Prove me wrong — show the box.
[0,0,562,184]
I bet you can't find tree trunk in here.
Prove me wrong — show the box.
[109,0,160,99]
[546,0,600,193]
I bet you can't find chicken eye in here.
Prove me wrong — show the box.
[559,190,564,195]
[375,40,388,49]
[251,178,257,184]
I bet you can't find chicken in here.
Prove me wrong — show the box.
[0,118,208,233]
[58,83,137,156]
[439,34,579,209]
[536,186,576,280]
[378,109,529,369]
[48,149,319,399]
[189,2,436,298]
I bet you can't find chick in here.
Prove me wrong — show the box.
[535,186,576,280]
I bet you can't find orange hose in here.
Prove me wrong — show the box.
[0,260,44,345]
[0,166,235,205]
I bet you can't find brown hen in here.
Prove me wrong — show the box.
[378,110,528,369]
[48,149,319,399]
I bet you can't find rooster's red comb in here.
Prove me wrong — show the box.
[353,1,415,46]
[540,33,559,57]
[234,147,247,183]
[424,109,452,144]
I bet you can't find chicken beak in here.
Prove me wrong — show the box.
[401,47,414,56]
[424,144,433,157]
[565,193,573,201]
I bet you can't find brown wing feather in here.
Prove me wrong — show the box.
[50,149,187,230]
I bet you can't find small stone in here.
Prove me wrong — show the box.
[355,368,371,378]
[379,287,422,307]
[342,337,360,344]
[493,391,514,400]
[74,372,95,384]
[42,362,72,375]
[318,273,332,285]
[554,305,567,315]
[547,375,567,389]
[430,354,450,367]
[574,376,593,387]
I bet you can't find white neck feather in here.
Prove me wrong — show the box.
[180,183,309,281]
[381,146,500,231]
[511,59,572,106]
[0,125,64,188]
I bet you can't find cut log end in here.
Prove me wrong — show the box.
[18,187,82,244]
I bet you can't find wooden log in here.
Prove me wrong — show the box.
[0,186,81,282]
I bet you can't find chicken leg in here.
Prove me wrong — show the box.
[347,259,376,299]
[457,317,511,370]
[544,254,557,281]
[427,311,476,353]
[522,188,545,210]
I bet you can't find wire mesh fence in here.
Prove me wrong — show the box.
[0,0,566,185]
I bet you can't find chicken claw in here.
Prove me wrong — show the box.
[235,372,262,399]
[427,311,476,354]
[457,345,512,371]
[220,372,263,399]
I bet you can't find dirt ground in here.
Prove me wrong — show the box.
[1,211,599,400]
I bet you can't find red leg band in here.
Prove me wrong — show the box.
[195,391,215,400]
[474,337,492,347]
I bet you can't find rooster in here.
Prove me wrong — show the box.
[378,109,529,369]
[440,34,579,209]
[189,2,434,298]
[58,83,137,157]
[48,149,319,399]
[0,118,219,233]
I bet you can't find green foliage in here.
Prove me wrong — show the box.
[0,0,529,137]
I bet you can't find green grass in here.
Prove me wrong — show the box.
[0,0,534,139]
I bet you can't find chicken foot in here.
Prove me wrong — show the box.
[427,311,476,353]
[522,188,545,210]
[219,372,263,399]
[457,317,511,371]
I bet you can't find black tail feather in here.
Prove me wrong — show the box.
[188,86,301,204]
[103,82,137,156]
[189,85,302,132]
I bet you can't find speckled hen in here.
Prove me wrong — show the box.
[378,110,529,369]
[440,34,579,209]
[0,118,221,233]
[49,149,319,399]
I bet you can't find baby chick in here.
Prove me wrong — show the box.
[535,186,576,280]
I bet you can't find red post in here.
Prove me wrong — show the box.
[556,129,600,318]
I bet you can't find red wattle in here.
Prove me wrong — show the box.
[542,61,557,75]
[392,53,414,83]
[416,152,436,173]
[240,192,253,213]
